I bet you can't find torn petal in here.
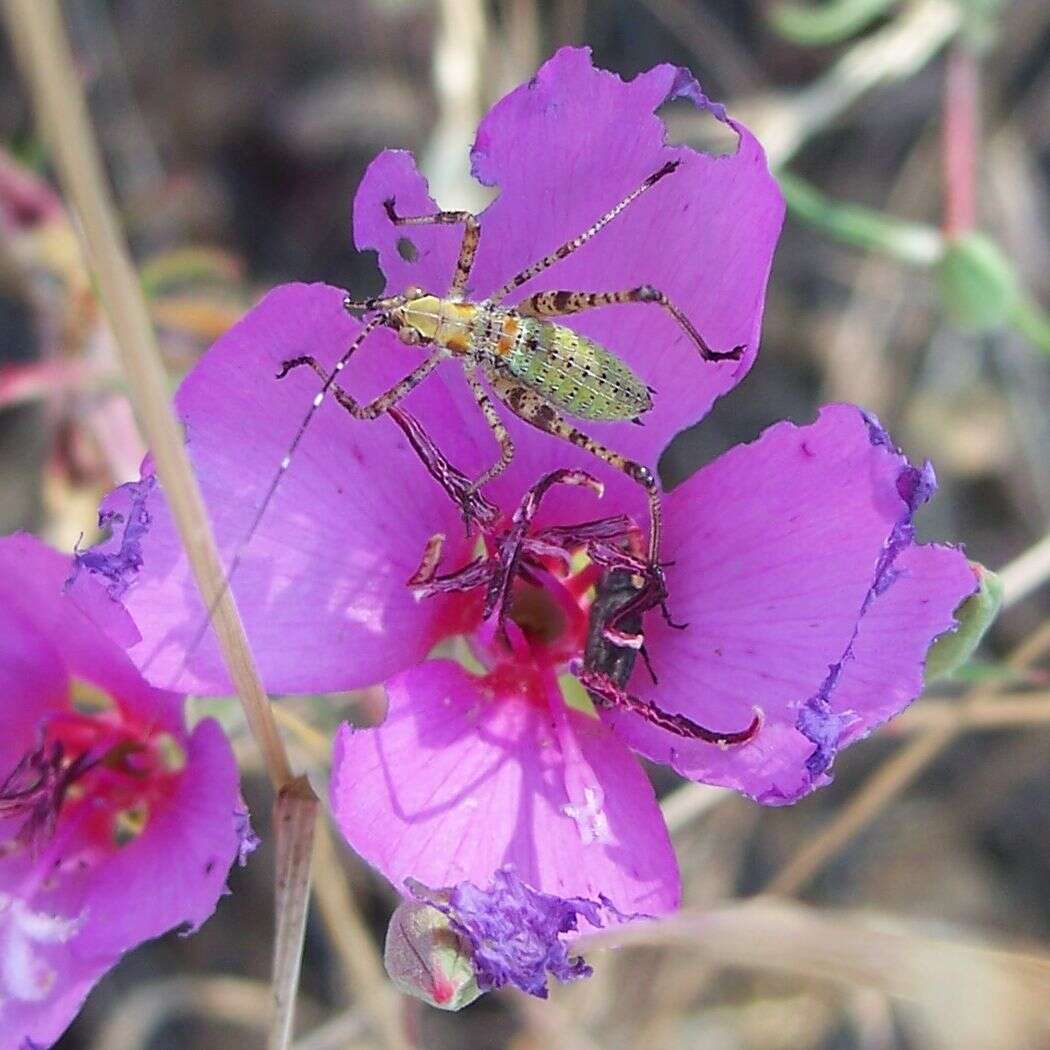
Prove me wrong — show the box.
[409,866,618,998]
[610,404,975,804]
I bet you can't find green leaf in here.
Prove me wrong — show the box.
[770,0,897,46]
[925,562,1003,682]
[936,232,1020,332]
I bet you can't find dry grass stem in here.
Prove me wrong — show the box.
[1,0,294,792]
[311,821,413,1050]
[88,975,311,1049]
[660,782,732,835]
[579,900,1050,1050]
[893,692,1050,731]
[292,1010,369,1050]
[998,532,1050,606]
[272,777,321,1050]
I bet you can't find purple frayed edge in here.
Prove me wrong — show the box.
[233,800,260,867]
[790,410,940,795]
[67,475,155,599]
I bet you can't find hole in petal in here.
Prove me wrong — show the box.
[656,96,739,156]
[396,235,418,262]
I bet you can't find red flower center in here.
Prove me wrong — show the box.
[0,680,183,855]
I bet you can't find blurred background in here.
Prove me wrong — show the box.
[1,1,1048,1048]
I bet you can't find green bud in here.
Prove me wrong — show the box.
[936,232,1019,332]
[925,562,1002,682]
[384,898,482,1010]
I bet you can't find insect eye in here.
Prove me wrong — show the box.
[403,285,424,301]
[398,326,421,346]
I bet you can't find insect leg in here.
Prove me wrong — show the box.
[518,287,743,361]
[489,160,680,303]
[464,371,515,492]
[488,374,663,564]
[279,349,449,421]
[383,199,480,298]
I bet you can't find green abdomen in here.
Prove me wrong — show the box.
[505,320,652,422]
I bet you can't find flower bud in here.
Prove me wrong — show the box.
[384,898,482,1011]
[925,561,1002,681]
[936,232,1019,333]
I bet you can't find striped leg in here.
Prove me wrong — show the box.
[518,286,744,361]
[489,161,680,303]
[384,200,480,298]
[464,371,515,491]
[487,372,664,564]
[277,350,448,420]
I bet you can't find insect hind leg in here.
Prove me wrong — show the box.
[277,350,448,420]
[519,286,744,362]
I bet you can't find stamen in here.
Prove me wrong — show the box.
[0,736,99,852]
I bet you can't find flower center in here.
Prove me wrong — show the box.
[409,458,761,747]
[0,679,183,856]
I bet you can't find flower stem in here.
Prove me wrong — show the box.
[272,778,320,1049]
[942,40,979,238]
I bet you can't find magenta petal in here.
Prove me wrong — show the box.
[0,602,66,779]
[0,534,181,735]
[353,47,783,523]
[331,660,679,916]
[605,404,976,803]
[2,720,241,1050]
[92,283,471,694]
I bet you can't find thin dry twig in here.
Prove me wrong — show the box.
[272,777,321,1050]
[311,820,413,1050]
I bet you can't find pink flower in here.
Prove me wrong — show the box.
[0,535,249,1048]
[81,48,975,959]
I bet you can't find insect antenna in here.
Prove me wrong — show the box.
[174,309,387,679]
